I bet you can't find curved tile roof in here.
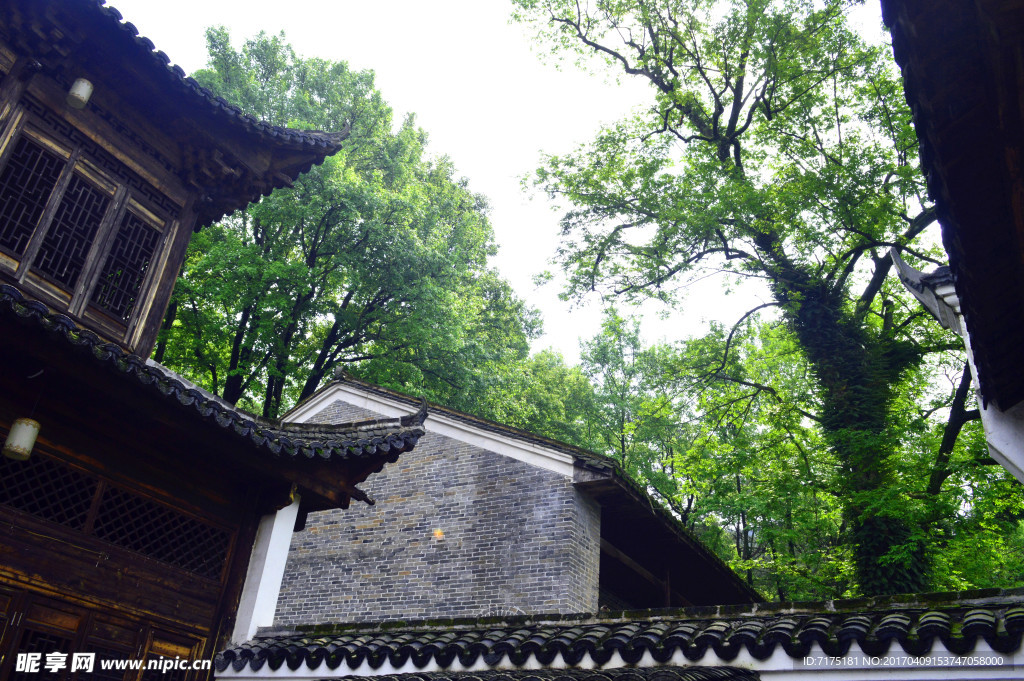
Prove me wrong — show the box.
[88,0,344,152]
[217,589,1024,673]
[1,284,425,465]
[880,0,1024,410]
[327,669,757,681]
[3,1,348,226]
[301,374,616,471]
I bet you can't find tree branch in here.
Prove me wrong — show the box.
[926,361,977,496]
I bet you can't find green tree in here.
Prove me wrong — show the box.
[575,312,850,598]
[157,30,536,417]
[578,309,693,517]
[672,320,850,598]
[511,0,982,594]
[469,349,600,446]
[577,313,1024,599]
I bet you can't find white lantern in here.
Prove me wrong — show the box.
[3,418,40,461]
[66,78,93,109]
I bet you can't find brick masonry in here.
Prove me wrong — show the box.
[274,398,602,625]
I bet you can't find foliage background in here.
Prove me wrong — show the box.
[158,8,1024,600]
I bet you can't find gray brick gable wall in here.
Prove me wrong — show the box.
[274,398,601,625]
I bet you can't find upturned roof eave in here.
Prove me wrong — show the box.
[0,284,424,468]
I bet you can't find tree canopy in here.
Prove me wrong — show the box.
[156,30,538,418]
[155,16,1024,600]
[510,0,1021,594]
[563,309,1024,599]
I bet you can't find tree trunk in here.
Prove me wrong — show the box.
[222,306,256,405]
[764,240,926,595]
[797,296,924,594]
[152,299,176,363]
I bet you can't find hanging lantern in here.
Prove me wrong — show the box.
[66,78,93,109]
[3,418,40,461]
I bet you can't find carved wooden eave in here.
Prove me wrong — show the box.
[0,284,426,516]
[179,127,348,228]
[0,0,345,228]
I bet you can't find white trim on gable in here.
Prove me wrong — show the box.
[287,382,577,478]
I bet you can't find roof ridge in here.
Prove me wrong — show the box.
[324,373,613,467]
[219,589,1024,674]
[97,0,346,150]
[266,586,1024,638]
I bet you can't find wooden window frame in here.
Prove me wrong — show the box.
[0,587,209,681]
[0,113,171,345]
[0,447,237,583]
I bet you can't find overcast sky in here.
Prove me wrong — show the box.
[107,0,880,360]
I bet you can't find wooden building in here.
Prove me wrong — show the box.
[882,0,1024,482]
[0,0,425,677]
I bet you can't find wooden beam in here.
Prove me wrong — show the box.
[600,538,689,606]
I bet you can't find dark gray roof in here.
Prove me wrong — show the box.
[302,374,617,471]
[881,0,1024,410]
[920,265,954,288]
[217,589,1024,673]
[330,670,757,681]
[0,0,347,226]
[0,284,425,464]
[83,0,343,152]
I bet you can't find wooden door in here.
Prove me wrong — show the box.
[0,590,208,681]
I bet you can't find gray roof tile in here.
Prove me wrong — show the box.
[217,589,1024,673]
[336,669,758,681]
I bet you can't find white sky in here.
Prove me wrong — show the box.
[106,0,880,361]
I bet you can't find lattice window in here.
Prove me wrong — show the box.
[93,487,231,580]
[22,96,179,219]
[32,173,110,287]
[0,136,63,256]
[90,210,161,322]
[0,454,97,529]
[15,629,73,656]
[0,106,177,339]
[0,453,231,581]
[9,629,75,681]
